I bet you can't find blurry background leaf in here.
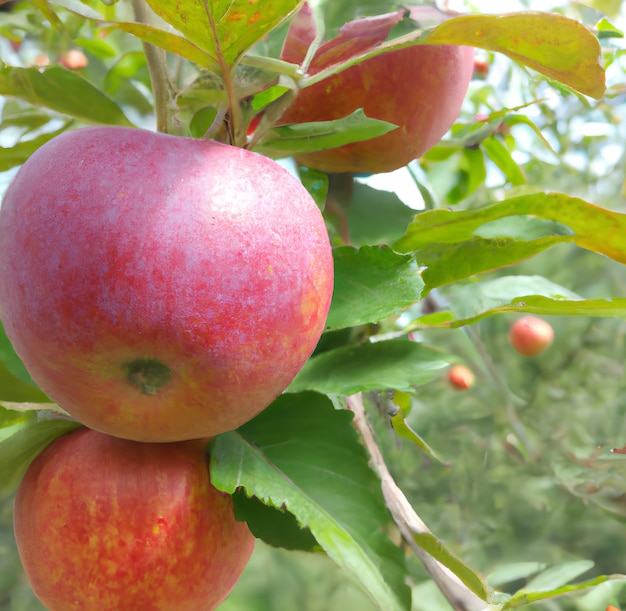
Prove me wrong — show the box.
[0,65,133,125]
[395,193,626,266]
[409,276,626,329]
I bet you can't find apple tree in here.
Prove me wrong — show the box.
[0,0,625,609]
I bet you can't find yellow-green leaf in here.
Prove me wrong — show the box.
[424,13,605,99]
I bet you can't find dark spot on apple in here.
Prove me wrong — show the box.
[122,357,171,395]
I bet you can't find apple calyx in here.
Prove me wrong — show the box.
[122,357,172,395]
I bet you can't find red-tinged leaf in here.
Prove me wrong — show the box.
[309,10,405,71]
[282,4,406,70]
[280,1,317,64]
[300,12,604,100]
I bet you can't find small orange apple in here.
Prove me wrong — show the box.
[509,316,554,357]
[447,364,475,390]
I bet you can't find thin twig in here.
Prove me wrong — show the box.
[132,0,175,133]
[463,326,537,459]
[348,393,490,611]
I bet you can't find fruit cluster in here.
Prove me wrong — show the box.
[0,126,334,609]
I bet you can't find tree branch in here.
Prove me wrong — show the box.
[348,393,490,611]
[132,0,175,134]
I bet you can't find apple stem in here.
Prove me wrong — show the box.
[348,393,488,611]
[199,0,245,147]
[132,0,176,134]
[242,55,303,82]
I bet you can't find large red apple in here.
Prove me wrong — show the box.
[278,7,475,174]
[14,428,255,611]
[0,126,333,441]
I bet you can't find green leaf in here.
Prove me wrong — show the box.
[0,126,70,172]
[0,406,82,498]
[394,192,626,266]
[422,13,605,99]
[327,246,424,331]
[437,276,581,322]
[103,22,217,69]
[298,167,328,211]
[288,340,450,395]
[390,410,448,465]
[1,101,52,131]
[255,109,398,157]
[412,531,491,602]
[409,276,626,329]
[0,64,133,126]
[0,322,37,387]
[347,181,418,247]
[462,147,487,199]
[487,562,547,587]
[211,392,411,611]
[51,0,105,21]
[418,235,572,292]
[144,0,300,68]
[30,0,65,31]
[231,490,319,552]
[481,136,526,186]
[503,571,626,609]
[0,364,49,403]
[520,560,594,593]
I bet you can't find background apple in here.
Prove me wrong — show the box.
[279,28,475,174]
[509,316,555,356]
[0,126,333,441]
[447,364,475,390]
[13,428,255,611]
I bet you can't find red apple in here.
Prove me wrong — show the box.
[447,364,475,390]
[14,428,255,611]
[509,316,554,357]
[60,49,88,69]
[0,126,333,441]
[278,8,475,174]
[473,57,490,79]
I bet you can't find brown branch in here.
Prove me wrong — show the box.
[348,393,489,611]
